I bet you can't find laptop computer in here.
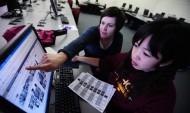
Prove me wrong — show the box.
[0,24,53,113]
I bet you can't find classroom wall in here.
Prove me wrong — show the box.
[79,0,190,23]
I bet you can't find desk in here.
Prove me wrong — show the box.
[81,1,103,14]
[125,12,153,29]
[0,1,100,113]
[0,0,78,49]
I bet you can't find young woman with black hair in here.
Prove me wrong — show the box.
[71,18,190,113]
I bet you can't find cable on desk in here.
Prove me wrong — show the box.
[8,17,23,25]
[7,8,31,25]
[37,11,50,27]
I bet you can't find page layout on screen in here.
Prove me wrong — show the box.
[0,28,52,113]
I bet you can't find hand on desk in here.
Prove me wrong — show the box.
[25,52,68,72]
[71,55,99,67]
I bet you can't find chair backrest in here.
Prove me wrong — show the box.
[76,0,79,6]
[143,9,149,17]
[149,13,153,18]
[178,17,185,22]
[68,0,73,8]
[103,4,106,9]
[152,13,162,20]
[122,3,126,8]
[133,7,139,14]
[128,4,132,10]
[161,12,165,17]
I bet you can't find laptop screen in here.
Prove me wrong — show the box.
[0,24,53,113]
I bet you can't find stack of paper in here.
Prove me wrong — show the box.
[68,72,116,113]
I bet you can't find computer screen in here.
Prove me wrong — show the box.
[0,24,53,113]
[50,0,58,19]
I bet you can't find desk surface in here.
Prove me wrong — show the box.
[0,0,78,51]
[0,1,100,113]
[125,12,153,23]
[83,1,100,5]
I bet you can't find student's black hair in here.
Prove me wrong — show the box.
[99,6,126,33]
[121,18,190,98]
[133,18,190,69]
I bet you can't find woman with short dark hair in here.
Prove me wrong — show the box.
[26,6,126,73]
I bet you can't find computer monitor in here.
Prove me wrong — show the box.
[0,24,53,113]
[50,0,58,19]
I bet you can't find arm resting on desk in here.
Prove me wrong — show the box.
[72,56,99,67]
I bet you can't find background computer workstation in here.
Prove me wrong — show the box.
[78,0,190,23]
[0,0,79,51]
[0,0,102,113]
[75,0,189,30]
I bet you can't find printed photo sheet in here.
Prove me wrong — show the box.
[68,72,116,113]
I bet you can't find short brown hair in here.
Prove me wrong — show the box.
[100,6,126,32]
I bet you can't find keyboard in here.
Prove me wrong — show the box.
[59,14,69,24]
[55,66,81,113]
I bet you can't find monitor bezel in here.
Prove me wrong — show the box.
[50,0,58,18]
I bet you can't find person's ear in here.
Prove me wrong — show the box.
[159,60,173,67]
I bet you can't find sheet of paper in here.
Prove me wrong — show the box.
[59,25,78,31]
[68,72,116,113]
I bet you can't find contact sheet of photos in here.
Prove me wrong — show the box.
[18,69,47,110]
[68,72,116,113]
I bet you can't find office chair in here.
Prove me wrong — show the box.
[149,13,153,18]
[126,4,132,13]
[72,8,80,24]
[128,4,132,10]
[178,17,185,22]
[98,4,106,14]
[132,7,139,14]
[161,12,165,17]
[121,3,126,9]
[143,9,149,17]
[78,1,88,13]
[75,0,79,6]
[152,13,162,20]
[99,4,106,10]
[67,0,73,8]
